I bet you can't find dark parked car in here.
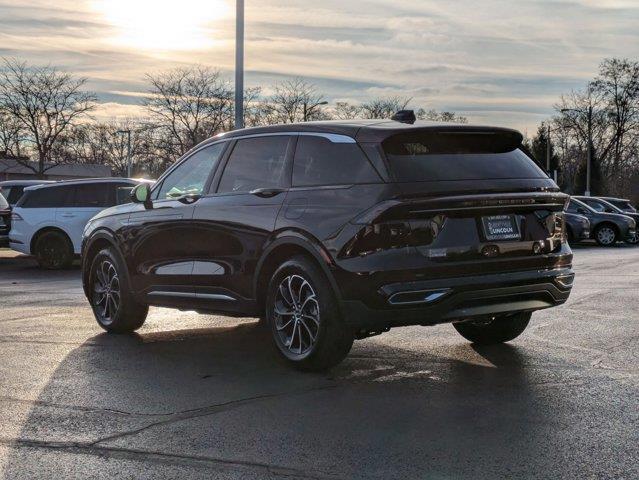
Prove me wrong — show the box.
[564,212,590,244]
[598,196,637,214]
[567,198,636,246]
[82,118,574,370]
[0,193,10,247]
[0,180,53,208]
[574,196,639,245]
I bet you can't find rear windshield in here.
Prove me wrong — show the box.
[382,131,547,182]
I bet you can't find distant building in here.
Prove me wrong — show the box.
[0,154,111,181]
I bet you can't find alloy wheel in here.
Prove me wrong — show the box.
[273,275,320,355]
[92,260,120,325]
[597,227,616,245]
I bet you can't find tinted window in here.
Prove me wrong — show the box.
[70,183,111,208]
[21,186,73,208]
[293,136,380,187]
[0,193,8,209]
[383,131,547,182]
[155,143,225,200]
[114,183,136,205]
[218,136,290,193]
[0,186,25,206]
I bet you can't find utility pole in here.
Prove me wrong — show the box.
[303,100,328,122]
[115,129,132,178]
[234,0,244,130]
[586,105,592,197]
[561,106,594,196]
[546,123,551,172]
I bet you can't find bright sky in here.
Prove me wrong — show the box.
[1,0,638,133]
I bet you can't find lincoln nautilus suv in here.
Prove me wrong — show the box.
[82,115,574,370]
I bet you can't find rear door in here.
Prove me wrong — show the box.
[190,135,293,312]
[56,183,111,253]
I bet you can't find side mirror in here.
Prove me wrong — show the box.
[130,183,152,208]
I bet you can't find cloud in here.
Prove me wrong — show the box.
[1,0,637,133]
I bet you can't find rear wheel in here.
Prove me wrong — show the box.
[89,248,148,333]
[34,230,73,269]
[594,224,618,247]
[266,255,353,371]
[453,312,531,345]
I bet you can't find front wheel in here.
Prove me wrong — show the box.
[453,312,531,345]
[594,224,618,247]
[89,248,148,333]
[625,231,639,245]
[266,255,353,371]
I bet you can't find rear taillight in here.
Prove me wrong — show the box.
[11,212,22,221]
[341,215,446,257]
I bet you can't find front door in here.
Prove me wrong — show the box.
[124,143,227,303]
[190,135,294,314]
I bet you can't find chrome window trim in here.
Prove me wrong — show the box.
[216,131,356,144]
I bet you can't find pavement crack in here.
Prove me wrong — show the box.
[0,437,343,479]
[90,383,338,446]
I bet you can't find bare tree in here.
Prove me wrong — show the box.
[145,66,233,156]
[0,108,26,157]
[270,78,327,123]
[359,97,411,119]
[417,108,468,123]
[334,101,363,120]
[0,58,96,177]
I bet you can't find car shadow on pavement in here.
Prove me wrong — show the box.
[2,322,580,479]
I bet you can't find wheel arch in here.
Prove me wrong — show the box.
[595,221,620,236]
[81,231,126,299]
[30,226,73,255]
[253,235,342,316]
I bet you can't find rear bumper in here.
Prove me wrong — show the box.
[340,267,574,332]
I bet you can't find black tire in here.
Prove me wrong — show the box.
[594,224,618,247]
[266,255,353,371]
[34,230,74,269]
[88,247,148,333]
[625,231,639,245]
[453,312,531,345]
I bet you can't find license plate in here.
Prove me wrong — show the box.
[481,215,520,241]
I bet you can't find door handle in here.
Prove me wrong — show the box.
[177,194,202,205]
[250,188,286,198]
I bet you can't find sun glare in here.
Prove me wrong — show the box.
[93,0,231,51]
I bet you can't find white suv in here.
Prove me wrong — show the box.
[9,178,144,269]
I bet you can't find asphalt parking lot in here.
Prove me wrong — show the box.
[0,245,637,480]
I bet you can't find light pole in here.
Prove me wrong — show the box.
[115,129,132,178]
[234,0,244,130]
[561,106,593,196]
[303,100,328,122]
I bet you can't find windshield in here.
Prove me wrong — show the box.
[382,131,547,182]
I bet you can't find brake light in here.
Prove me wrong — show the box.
[341,215,446,257]
[11,212,22,221]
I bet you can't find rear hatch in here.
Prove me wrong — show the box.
[338,128,568,276]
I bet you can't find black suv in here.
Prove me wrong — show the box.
[82,119,574,370]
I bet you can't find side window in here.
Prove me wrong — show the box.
[217,136,290,194]
[22,186,73,208]
[584,200,604,212]
[114,183,137,206]
[292,136,380,187]
[566,202,578,214]
[154,143,225,200]
[70,183,111,207]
